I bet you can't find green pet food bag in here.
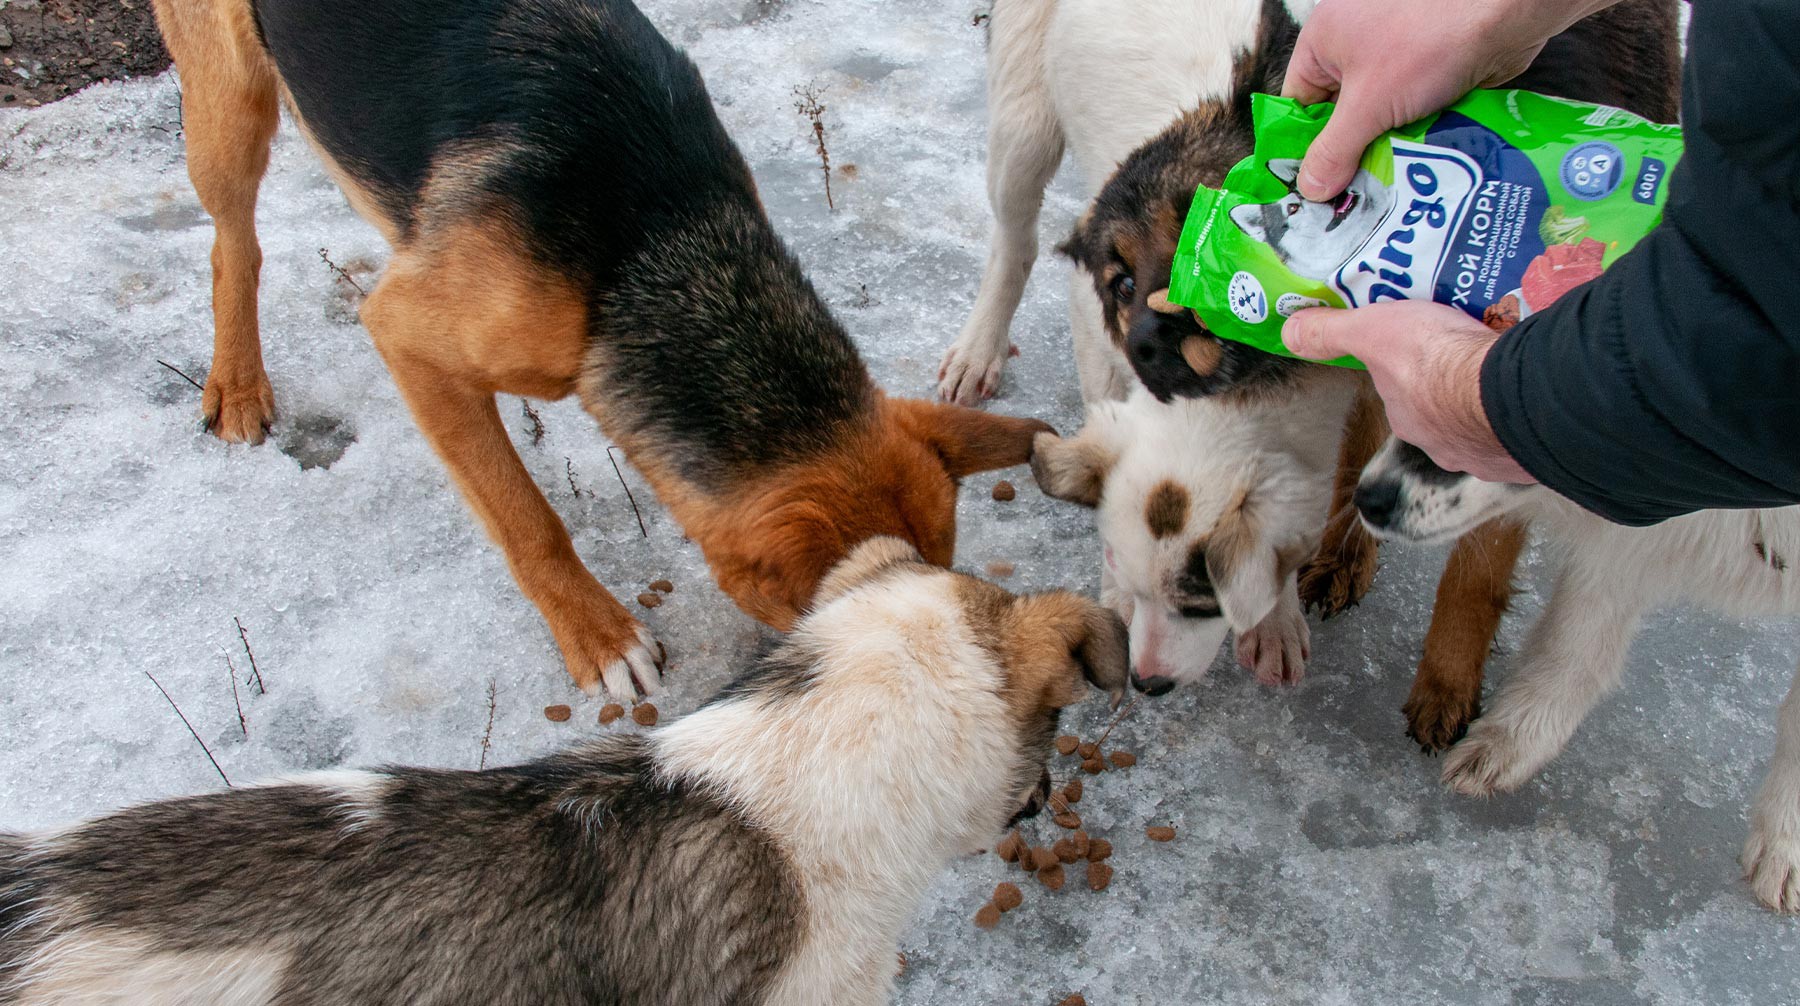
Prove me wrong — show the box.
[1167,91,1685,367]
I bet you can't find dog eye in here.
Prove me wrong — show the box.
[1285,202,1300,217]
[1109,274,1136,302]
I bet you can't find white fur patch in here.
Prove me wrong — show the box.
[9,931,286,1006]
[653,568,1025,1005]
[262,768,392,834]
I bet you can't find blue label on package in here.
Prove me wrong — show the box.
[1560,141,1624,200]
[1632,157,1667,204]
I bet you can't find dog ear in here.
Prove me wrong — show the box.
[714,500,847,630]
[811,536,922,607]
[1229,202,1269,242]
[1204,495,1313,632]
[885,397,1055,478]
[1266,158,1302,187]
[1071,601,1130,709]
[1029,406,1123,508]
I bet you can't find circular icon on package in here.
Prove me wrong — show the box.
[1227,271,1268,324]
[1561,141,1624,201]
[1275,293,1326,318]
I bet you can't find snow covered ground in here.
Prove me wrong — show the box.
[2,0,1797,1001]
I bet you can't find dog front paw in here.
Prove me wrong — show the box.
[1296,529,1379,618]
[1402,664,1482,753]
[557,616,666,701]
[936,338,1015,406]
[203,370,276,444]
[1441,719,1539,796]
[1743,822,1800,913]
[1236,608,1309,687]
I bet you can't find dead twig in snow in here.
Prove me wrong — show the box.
[225,654,247,739]
[144,670,231,788]
[317,247,367,296]
[520,399,546,447]
[234,617,266,695]
[479,679,498,770]
[157,359,203,391]
[606,446,648,539]
[793,83,834,210]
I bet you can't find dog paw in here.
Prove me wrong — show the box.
[1441,719,1538,796]
[1236,609,1309,686]
[203,371,276,445]
[935,338,1015,406]
[1296,529,1379,618]
[1743,824,1800,912]
[1402,667,1481,753]
[562,621,666,701]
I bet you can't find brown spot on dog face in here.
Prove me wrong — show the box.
[1144,480,1189,539]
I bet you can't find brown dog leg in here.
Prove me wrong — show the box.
[1298,379,1387,616]
[154,0,280,442]
[1405,517,1528,752]
[359,234,663,698]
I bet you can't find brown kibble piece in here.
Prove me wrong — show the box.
[636,592,663,608]
[1109,751,1137,769]
[974,902,1002,929]
[649,579,674,593]
[1059,996,1087,1006]
[598,703,625,725]
[1077,741,1098,759]
[895,952,906,976]
[1016,846,1038,872]
[1086,838,1113,862]
[991,480,1016,502]
[1052,811,1081,830]
[544,704,572,722]
[1037,862,1065,891]
[1147,825,1176,842]
[1062,779,1083,803]
[632,703,659,727]
[1031,846,1055,871]
[996,831,1024,863]
[1087,861,1114,891]
[985,560,1016,579]
[1070,830,1090,859]
[993,882,1023,912]
[1052,838,1080,864]
[1080,758,1105,775]
[1055,735,1080,756]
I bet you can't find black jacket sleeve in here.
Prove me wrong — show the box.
[1479,0,1800,526]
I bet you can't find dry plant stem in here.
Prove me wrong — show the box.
[520,399,546,447]
[606,446,649,538]
[233,617,265,695]
[144,670,231,788]
[156,359,203,391]
[565,457,584,498]
[224,653,247,739]
[793,84,834,210]
[478,678,497,770]
[316,247,366,295]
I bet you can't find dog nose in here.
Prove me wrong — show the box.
[1129,666,1177,696]
[1354,479,1401,529]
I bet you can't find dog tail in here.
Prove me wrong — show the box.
[0,833,47,995]
[1229,0,1302,124]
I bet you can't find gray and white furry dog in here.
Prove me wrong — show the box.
[0,538,1128,1005]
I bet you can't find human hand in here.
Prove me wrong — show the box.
[1281,301,1535,484]
[1281,0,1615,201]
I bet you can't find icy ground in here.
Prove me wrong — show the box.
[1,0,1796,1002]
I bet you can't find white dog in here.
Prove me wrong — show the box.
[937,0,1315,406]
[1357,438,1800,912]
[1032,368,1360,690]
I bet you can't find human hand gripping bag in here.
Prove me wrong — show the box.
[1166,91,1685,367]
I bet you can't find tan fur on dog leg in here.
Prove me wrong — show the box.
[1405,517,1527,751]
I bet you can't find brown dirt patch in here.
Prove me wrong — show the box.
[1,0,169,108]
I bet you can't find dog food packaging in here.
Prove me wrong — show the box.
[1167,91,1684,366]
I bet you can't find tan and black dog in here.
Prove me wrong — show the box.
[149,0,1051,698]
[1055,0,1680,748]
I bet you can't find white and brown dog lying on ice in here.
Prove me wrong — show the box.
[0,539,1127,1005]
[1032,369,1362,692]
[1357,440,1800,912]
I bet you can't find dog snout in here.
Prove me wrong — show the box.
[1007,768,1053,826]
[1125,311,1206,402]
[1129,664,1178,696]
[1354,477,1402,530]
